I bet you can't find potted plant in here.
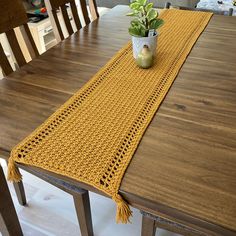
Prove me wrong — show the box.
[127,0,164,59]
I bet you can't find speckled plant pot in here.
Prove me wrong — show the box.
[132,33,158,59]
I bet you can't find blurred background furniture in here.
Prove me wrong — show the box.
[45,0,99,42]
[0,165,23,236]
[0,0,108,61]
[165,1,234,15]
[197,0,236,15]
[0,0,39,76]
[96,0,200,9]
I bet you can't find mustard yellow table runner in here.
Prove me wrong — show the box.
[8,9,212,223]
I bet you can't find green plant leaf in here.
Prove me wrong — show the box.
[139,15,146,22]
[131,20,139,27]
[137,0,147,6]
[128,0,164,36]
[145,2,153,12]
[130,2,141,10]
[128,26,142,37]
[149,18,164,30]
[140,28,147,37]
[139,5,145,13]
[132,19,146,29]
[127,12,135,16]
[147,9,158,22]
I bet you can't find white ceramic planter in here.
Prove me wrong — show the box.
[132,33,158,59]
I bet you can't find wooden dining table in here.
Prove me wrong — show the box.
[0,5,236,236]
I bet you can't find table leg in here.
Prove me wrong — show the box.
[23,169,94,236]
[141,212,156,236]
[73,190,94,236]
[13,181,26,206]
[141,211,215,236]
[0,165,23,236]
[6,160,27,206]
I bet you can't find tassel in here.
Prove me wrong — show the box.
[112,193,133,224]
[7,158,22,182]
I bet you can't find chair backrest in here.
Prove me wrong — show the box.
[45,0,99,42]
[165,2,233,16]
[0,0,39,76]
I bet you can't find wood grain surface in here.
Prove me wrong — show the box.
[0,6,235,235]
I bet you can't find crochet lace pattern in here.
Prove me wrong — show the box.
[8,9,212,223]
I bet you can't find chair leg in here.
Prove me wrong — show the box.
[13,181,27,206]
[73,190,93,236]
[141,212,156,236]
[21,170,94,236]
[0,165,23,236]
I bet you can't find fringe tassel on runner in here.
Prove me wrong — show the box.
[7,158,22,182]
[113,193,133,223]
[7,159,133,223]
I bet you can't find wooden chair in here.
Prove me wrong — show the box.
[165,2,234,16]
[0,0,39,77]
[45,0,99,42]
[1,2,94,235]
[0,165,23,236]
[0,0,37,208]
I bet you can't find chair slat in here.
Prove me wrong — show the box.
[46,0,99,42]
[0,43,13,76]
[88,0,99,21]
[70,0,82,30]
[165,2,171,9]
[19,24,39,59]
[52,9,65,41]
[228,8,233,16]
[61,5,74,36]
[80,0,91,25]
[48,0,67,9]
[6,29,26,67]
[45,0,65,42]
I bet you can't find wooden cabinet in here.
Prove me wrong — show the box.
[25,8,77,54]
[27,18,57,54]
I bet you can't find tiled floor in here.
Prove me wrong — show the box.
[1,159,180,236]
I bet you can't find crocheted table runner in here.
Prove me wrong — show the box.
[8,9,212,223]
